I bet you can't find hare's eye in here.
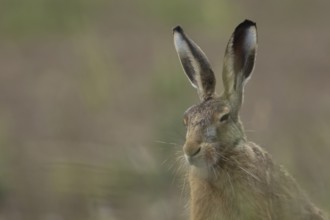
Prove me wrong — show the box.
[219,114,229,122]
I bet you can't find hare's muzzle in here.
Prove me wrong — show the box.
[183,141,202,164]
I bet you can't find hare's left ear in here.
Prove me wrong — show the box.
[173,26,216,101]
[222,20,257,116]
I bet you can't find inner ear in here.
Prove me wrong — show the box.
[221,20,257,115]
[232,20,257,81]
[173,26,216,101]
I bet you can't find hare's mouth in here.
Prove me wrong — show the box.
[185,152,202,166]
[185,143,221,167]
[185,147,210,168]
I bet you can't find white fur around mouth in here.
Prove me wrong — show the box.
[185,154,198,165]
[185,154,207,168]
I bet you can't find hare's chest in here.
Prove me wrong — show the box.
[190,179,263,220]
[190,182,233,219]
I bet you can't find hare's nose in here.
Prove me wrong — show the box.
[183,141,201,158]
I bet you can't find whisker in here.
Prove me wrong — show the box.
[153,140,181,147]
[232,158,261,182]
[161,158,170,166]
[215,151,230,162]
[180,172,188,200]
[226,171,236,197]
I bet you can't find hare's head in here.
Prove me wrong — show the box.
[173,20,257,169]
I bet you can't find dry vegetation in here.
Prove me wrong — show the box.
[0,0,329,219]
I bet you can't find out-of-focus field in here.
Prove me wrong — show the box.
[0,1,329,219]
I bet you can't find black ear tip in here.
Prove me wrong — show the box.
[241,19,257,28]
[233,19,257,35]
[173,25,184,33]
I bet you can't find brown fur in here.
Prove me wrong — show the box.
[173,20,326,220]
[189,141,325,220]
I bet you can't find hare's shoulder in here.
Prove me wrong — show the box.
[241,142,274,167]
[245,141,298,184]
[245,142,326,219]
[244,142,293,183]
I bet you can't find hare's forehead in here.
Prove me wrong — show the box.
[184,99,228,120]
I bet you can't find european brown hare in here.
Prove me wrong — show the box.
[173,20,326,220]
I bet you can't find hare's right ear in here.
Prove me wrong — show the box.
[222,20,257,117]
[173,26,216,101]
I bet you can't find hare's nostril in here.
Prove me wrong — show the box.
[191,147,201,157]
[183,141,202,159]
[184,146,202,164]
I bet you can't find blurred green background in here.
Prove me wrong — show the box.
[0,0,330,219]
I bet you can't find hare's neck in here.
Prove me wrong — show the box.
[188,143,260,220]
[189,169,242,220]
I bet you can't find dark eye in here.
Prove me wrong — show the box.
[219,114,229,122]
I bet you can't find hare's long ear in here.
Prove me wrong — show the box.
[173,26,216,101]
[222,20,257,117]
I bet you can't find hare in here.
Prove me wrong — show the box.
[173,20,326,220]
